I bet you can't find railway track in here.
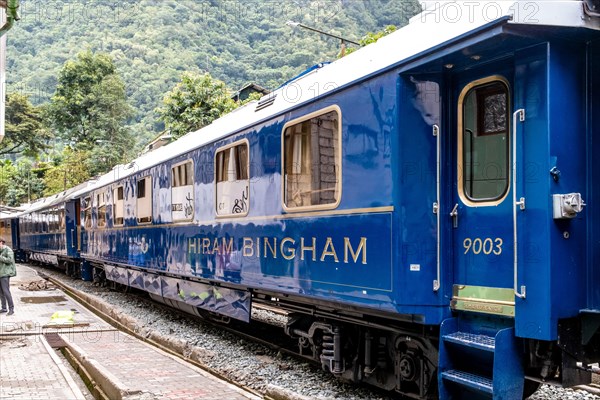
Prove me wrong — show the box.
[38,268,397,399]
[36,267,599,400]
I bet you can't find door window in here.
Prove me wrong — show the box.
[459,78,510,204]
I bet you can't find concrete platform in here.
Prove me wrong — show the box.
[0,265,96,400]
[0,264,112,336]
[0,335,87,400]
[0,265,260,400]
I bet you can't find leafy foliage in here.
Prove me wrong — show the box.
[1,93,51,157]
[344,25,398,56]
[239,91,263,106]
[43,147,91,195]
[1,0,423,204]
[7,0,421,146]
[0,160,16,204]
[156,72,236,139]
[47,50,135,175]
[0,160,46,206]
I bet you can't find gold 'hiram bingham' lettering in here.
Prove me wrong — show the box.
[189,236,367,264]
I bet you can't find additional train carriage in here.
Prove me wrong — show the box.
[19,186,83,271]
[16,1,600,399]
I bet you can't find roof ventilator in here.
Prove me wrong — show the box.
[255,94,277,112]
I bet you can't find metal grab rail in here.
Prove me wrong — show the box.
[512,109,526,299]
[433,124,441,292]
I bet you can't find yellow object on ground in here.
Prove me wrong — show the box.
[47,310,75,325]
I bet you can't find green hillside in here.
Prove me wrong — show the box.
[6,0,421,146]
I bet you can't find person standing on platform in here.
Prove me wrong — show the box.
[0,238,16,315]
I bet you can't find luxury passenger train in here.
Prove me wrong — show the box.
[3,1,600,398]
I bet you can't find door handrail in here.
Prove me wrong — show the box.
[433,124,441,292]
[512,109,526,299]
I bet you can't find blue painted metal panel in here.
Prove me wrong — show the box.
[21,232,67,257]
[397,74,443,303]
[492,327,524,399]
[513,40,589,340]
[65,200,79,259]
[76,76,453,324]
[448,64,516,298]
[587,38,600,312]
[81,260,93,281]
[84,213,393,308]
[513,43,554,339]
[547,40,588,324]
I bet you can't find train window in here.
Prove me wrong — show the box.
[59,208,66,230]
[97,192,107,228]
[113,186,124,226]
[42,212,48,233]
[459,78,510,203]
[83,197,92,229]
[48,209,55,232]
[282,107,341,210]
[215,140,249,216]
[49,208,55,232]
[172,161,194,221]
[137,176,152,224]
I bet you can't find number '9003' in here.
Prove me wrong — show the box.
[463,238,503,255]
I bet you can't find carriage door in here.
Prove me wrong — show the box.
[449,74,521,317]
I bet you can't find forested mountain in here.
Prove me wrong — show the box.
[6,0,421,146]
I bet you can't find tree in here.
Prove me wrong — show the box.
[0,160,16,204]
[155,72,237,139]
[238,91,263,106]
[343,25,398,57]
[4,160,45,206]
[0,93,52,157]
[47,50,135,174]
[43,147,91,196]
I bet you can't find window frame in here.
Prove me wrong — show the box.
[214,139,250,218]
[281,105,343,212]
[457,76,511,207]
[83,196,92,229]
[113,185,125,227]
[59,206,66,231]
[97,191,108,229]
[136,175,153,224]
[171,159,195,222]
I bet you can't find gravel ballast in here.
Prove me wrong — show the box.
[34,265,599,400]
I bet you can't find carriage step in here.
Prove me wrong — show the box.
[443,331,496,352]
[441,369,493,395]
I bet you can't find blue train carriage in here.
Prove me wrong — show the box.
[18,185,84,273]
[70,1,600,399]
